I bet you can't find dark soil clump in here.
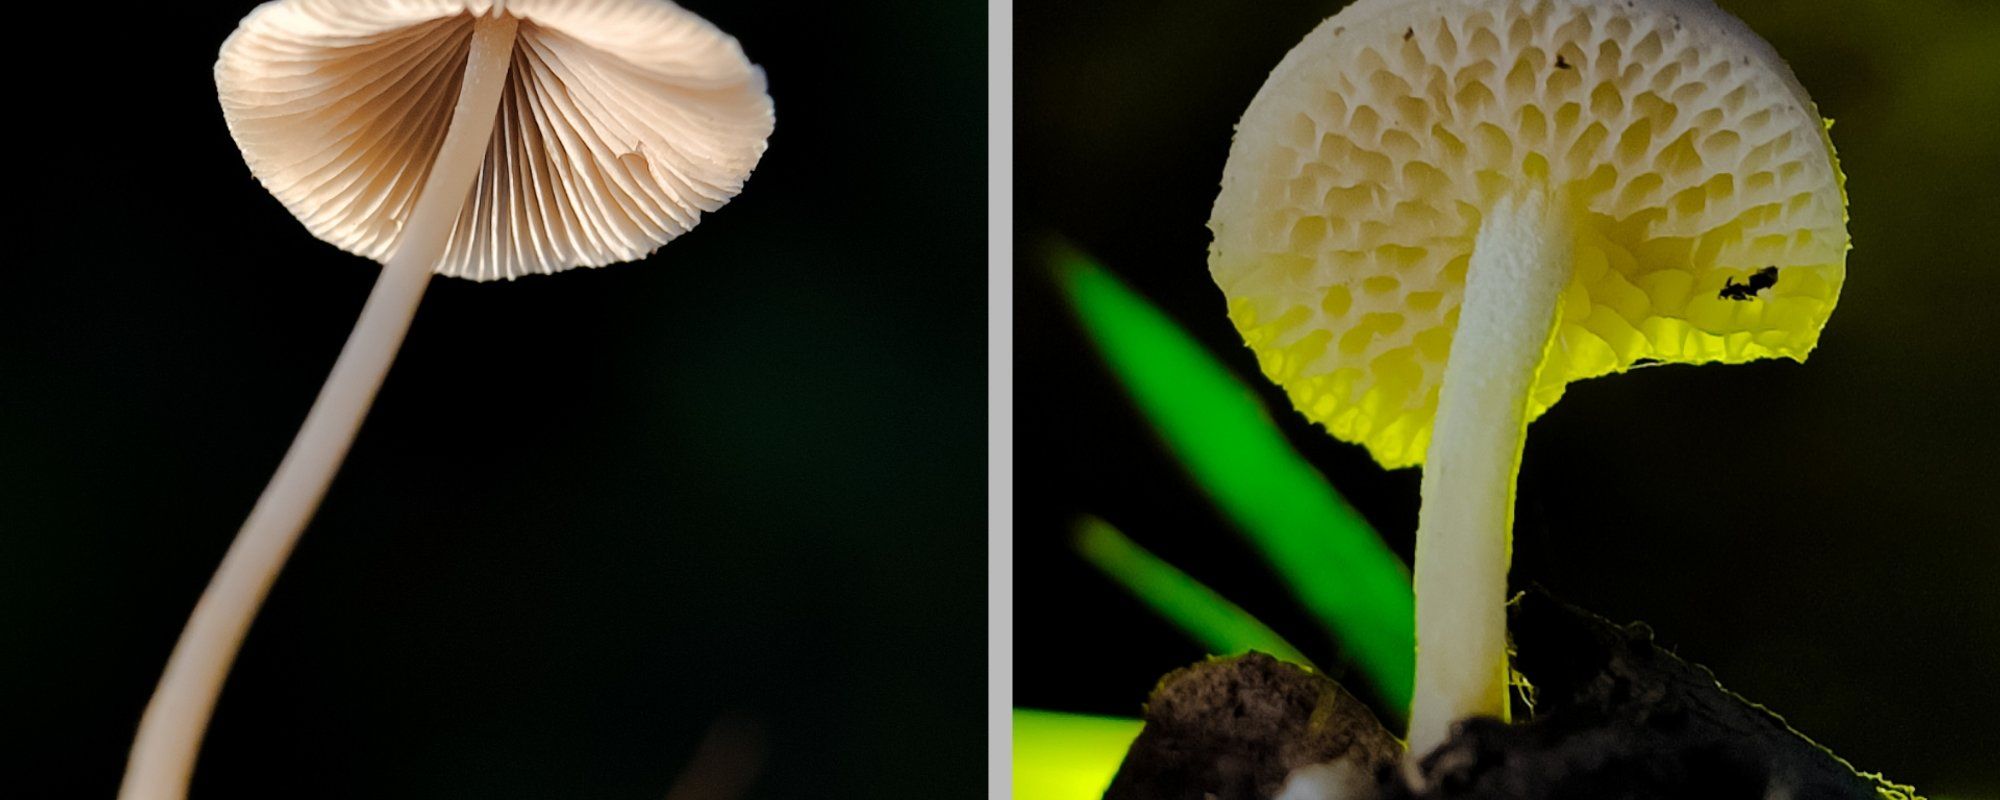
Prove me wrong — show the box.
[1105,592,1922,800]
[1383,591,1921,799]
[1105,652,1401,800]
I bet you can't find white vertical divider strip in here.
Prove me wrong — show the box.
[987,0,1016,796]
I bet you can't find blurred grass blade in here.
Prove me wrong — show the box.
[1052,243,1415,712]
[1074,515,1313,666]
[1012,709,1143,800]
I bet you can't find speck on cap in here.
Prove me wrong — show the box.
[216,0,774,281]
[1209,0,1848,468]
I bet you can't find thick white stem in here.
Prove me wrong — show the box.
[119,15,519,800]
[1405,189,1572,761]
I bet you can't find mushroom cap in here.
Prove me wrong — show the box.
[1209,0,1848,468]
[217,0,773,281]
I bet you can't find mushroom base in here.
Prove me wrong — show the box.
[1378,591,1920,800]
[1102,591,1921,800]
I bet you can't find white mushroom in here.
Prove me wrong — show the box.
[1209,0,1846,764]
[123,3,771,797]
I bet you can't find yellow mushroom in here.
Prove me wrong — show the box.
[1208,0,1847,760]
[124,3,771,798]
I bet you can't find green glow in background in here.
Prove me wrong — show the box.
[1056,248,1415,711]
[1013,710,1146,800]
[1073,515,1311,666]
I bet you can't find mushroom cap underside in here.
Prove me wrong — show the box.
[217,0,773,281]
[1209,0,1848,469]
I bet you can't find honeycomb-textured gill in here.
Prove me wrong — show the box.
[1208,0,1847,468]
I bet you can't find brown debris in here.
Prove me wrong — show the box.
[1105,652,1402,800]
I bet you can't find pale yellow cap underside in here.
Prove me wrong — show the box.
[217,0,774,281]
[1209,0,1848,468]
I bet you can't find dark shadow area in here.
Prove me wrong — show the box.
[5,4,986,797]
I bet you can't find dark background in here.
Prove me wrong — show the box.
[1017,0,1997,796]
[5,3,984,798]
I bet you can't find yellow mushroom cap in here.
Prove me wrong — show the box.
[1209,0,1848,468]
[216,0,773,281]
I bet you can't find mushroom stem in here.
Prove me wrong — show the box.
[1406,188,1572,760]
[120,14,520,800]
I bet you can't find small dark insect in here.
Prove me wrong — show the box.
[1718,266,1779,301]
[1404,27,1415,41]
[1555,54,1572,70]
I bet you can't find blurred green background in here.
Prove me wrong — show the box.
[1016,0,1999,795]
[4,3,984,798]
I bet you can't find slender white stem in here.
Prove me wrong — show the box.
[1405,188,1572,761]
[119,15,519,799]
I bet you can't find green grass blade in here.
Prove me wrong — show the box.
[1012,709,1143,800]
[1074,515,1313,666]
[1052,243,1416,712]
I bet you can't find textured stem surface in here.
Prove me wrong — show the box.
[119,15,519,799]
[1405,189,1572,760]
